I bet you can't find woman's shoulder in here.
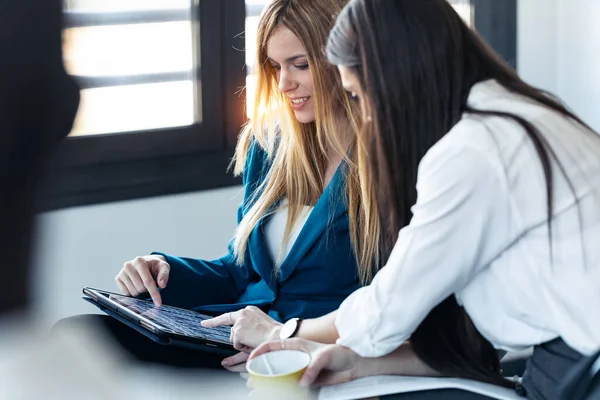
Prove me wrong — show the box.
[241,138,273,187]
[245,138,268,164]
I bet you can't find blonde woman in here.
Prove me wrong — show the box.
[57,0,382,370]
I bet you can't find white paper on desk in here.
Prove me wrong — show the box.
[318,375,523,400]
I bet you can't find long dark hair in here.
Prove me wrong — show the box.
[326,0,597,389]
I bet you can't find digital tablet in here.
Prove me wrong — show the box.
[82,287,235,356]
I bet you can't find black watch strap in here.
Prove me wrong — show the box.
[290,318,303,338]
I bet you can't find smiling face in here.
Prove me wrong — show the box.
[266,27,315,124]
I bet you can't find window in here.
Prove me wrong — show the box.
[49,0,515,210]
[63,1,196,136]
[244,1,269,117]
[49,0,246,209]
[63,0,199,136]
[451,0,474,27]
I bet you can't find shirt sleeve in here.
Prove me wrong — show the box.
[335,140,512,357]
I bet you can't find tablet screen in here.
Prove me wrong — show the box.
[101,291,231,344]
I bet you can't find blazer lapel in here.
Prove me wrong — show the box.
[278,163,348,282]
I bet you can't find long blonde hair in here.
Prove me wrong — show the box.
[232,0,380,284]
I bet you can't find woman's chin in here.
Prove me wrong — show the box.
[293,110,316,124]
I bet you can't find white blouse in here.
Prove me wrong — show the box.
[335,80,600,357]
[265,199,313,273]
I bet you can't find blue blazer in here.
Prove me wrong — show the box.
[154,142,362,322]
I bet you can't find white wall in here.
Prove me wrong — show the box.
[556,0,600,132]
[31,187,242,326]
[517,0,559,94]
[518,0,600,132]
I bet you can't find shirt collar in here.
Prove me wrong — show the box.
[467,79,511,108]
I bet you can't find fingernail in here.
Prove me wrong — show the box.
[221,360,230,366]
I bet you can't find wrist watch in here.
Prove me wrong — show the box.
[279,317,303,340]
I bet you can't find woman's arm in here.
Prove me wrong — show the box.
[149,250,253,309]
[250,339,439,387]
[296,310,340,344]
[137,140,268,309]
[202,308,340,356]
[357,342,441,378]
[335,142,511,358]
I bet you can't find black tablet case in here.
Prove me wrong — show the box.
[83,296,236,356]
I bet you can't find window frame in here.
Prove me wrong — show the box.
[48,0,246,210]
[47,0,516,210]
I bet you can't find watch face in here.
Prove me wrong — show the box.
[279,318,298,340]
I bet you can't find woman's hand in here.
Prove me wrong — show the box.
[115,255,170,306]
[250,339,440,387]
[202,306,283,365]
[249,338,363,387]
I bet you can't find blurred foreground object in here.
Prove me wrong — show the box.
[0,2,247,398]
[0,320,249,399]
[0,0,79,316]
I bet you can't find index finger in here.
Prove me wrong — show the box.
[137,265,162,306]
[201,311,239,328]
